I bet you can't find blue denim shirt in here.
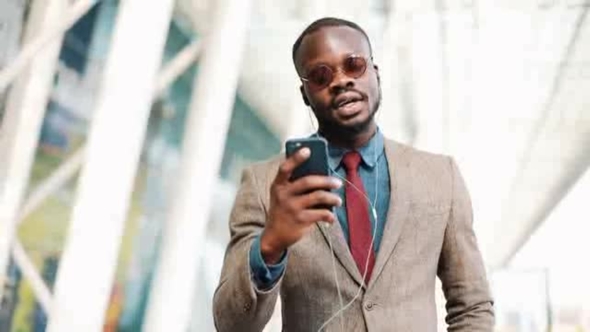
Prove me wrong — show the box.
[249,129,391,289]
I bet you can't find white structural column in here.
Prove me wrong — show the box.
[0,0,25,71]
[0,0,67,300]
[143,0,253,330]
[46,0,175,330]
[154,40,202,99]
[0,0,97,92]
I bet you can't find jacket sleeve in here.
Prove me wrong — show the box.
[250,235,288,288]
[213,166,284,332]
[437,157,495,331]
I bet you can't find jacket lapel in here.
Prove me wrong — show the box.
[316,139,413,289]
[368,140,411,287]
[317,218,364,287]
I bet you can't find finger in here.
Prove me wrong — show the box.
[289,175,342,195]
[296,209,337,225]
[299,190,342,209]
[275,147,310,184]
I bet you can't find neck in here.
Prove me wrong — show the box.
[319,122,377,149]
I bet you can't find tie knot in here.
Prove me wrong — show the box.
[342,151,362,172]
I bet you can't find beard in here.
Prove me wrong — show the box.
[315,88,382,138]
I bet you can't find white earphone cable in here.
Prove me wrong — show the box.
[317,142,380,332]
[306,109,382,331]
[325,221,346,332]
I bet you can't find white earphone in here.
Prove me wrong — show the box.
[315,129,381,332]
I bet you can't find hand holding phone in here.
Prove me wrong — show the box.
[259,137,342,264]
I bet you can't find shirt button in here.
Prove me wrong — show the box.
[365,302,375,311]
[243,301,252,312]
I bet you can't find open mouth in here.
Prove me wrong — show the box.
[331,92,365,119]
[334,96,363,109]
[334,99,363,118]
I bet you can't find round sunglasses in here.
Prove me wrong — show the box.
[300,55,370,91]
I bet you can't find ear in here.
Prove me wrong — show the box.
[300,85,310,106]
[373,63,381,83]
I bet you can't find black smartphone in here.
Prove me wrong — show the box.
[285,137,330,181]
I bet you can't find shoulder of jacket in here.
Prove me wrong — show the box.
[384,137,451,165]
[240,154,283,189]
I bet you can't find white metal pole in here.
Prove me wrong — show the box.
[11,35,202,313]
[11,240,54,313]
[0,0,25,70]
[0,0,68,301]
[18,147,86,222]
[19,40,202,222]
[143,0,253,330]
[0,0,97,93]
[154,40,202,99]
[46,0,175,329]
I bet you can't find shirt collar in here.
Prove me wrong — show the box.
[312,128,384,171]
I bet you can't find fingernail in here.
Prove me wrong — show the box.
[337,197,343,206]
[299,147,310,157]
[332,178,342,187]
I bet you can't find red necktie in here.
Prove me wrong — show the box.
[342,151,375,284]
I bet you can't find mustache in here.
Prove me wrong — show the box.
[330,89,367,108]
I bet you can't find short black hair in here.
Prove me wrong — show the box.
[292,17,373,65]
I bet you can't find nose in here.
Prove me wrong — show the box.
[329,69,354,93]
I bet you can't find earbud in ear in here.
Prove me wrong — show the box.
[300,86,311,106]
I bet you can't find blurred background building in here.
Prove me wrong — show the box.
[0,0,589,331]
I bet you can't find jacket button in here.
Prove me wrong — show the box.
[365,302,375,311]
[243,301,252,312]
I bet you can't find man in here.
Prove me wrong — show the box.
[213,17,494,331]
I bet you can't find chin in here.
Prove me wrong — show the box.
[315,102,378,136]
[329,113,374,136]
[340,109,372,125]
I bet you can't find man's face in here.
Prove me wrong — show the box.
[295,26,381,136]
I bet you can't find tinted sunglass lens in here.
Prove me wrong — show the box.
[344,56,367,78]
[307,65,333,89]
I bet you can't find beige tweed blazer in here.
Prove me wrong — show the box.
[213,139,494,331]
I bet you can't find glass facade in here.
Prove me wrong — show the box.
[1,2,280,331]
